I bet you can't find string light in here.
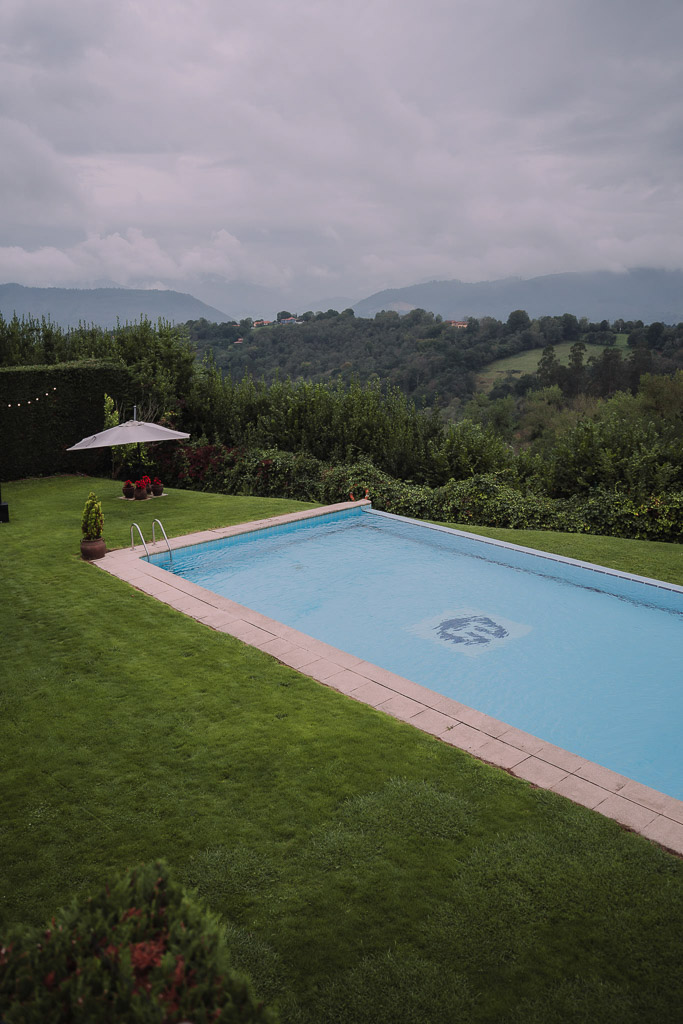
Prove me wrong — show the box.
[7,387,57,408]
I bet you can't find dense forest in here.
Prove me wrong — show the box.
[3,305,683,410]
[185,307,683,410]
[2,307,683,541]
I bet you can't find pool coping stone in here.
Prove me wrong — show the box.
[95,498,683,857]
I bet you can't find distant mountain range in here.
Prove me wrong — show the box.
[2,268,682,330]
[0,284,230,330]
[351,269,683,323]
[187,277,354,321]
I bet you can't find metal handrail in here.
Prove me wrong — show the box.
[130,522,150,557]
[152,519,172,559]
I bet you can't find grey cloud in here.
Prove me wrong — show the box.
[0,0,681,306]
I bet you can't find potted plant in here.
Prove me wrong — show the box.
[80,492,106,560]
[122,479,135,499]
[142,474,152,494]
[134,479,148,500]
[152,476,164,496]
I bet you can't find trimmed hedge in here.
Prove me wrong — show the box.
[0,860,276,1023]
[151,441,683,542]
[0,361,133,481]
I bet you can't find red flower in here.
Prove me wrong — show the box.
[129,937,166,972]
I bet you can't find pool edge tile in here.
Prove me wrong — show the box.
[409,708,455,737]
[551,774,607,810]
[639,816,683,856]
[593,794,659,831]
[511,756,569,789]
[376,694,427,721]
[473,737,530,771]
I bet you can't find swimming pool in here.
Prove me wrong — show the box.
[149,507,683,799]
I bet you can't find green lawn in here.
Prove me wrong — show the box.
[2,476,682,1023]
[476,335,630,392]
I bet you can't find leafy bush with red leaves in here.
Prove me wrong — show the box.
[0,860,276,1024]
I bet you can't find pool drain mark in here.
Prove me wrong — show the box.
[435,615,508,647]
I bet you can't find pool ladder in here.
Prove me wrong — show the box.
[130,519,172,560]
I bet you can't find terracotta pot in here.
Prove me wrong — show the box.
[122,485,135,499]
[81,537,106,560]
[152,484,163,496]
[134,487,148,500]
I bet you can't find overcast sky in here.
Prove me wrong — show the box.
[1,0,682,310]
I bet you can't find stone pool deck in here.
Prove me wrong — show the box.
[95,500,683,857]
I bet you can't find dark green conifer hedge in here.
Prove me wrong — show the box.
[0,361,132,481]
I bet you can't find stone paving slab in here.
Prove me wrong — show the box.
[255,637,300,659]
[639,816,683,854]
[350,680,397,708]
[574,762,629,793]
[219,620,276,646]
[329,668,371,695]
[195,608,243,629]
[276,646,321,671]
[616,779,683,822]
[594,794,659,831]
[441,722,489,754]
[551,774,608,810]
[409,708,454,737]
[301,639,364,670]
[377,694,425,722]
[496,727,546,756]
[531,742,587,774]
[93,500,683,858]
[511,756,569,789]
[475,737,530,771]
[304,658,351,682]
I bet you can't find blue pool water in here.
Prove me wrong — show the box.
[150,508,683,798]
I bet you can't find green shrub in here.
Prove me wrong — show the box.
[0,860,276,1024]
[81,491,104,540]
[578,489,683,542]
[232,448,325,501]
[150,441,683,542]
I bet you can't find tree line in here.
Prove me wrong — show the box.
[2,307,682,540]
[2,306,683,411]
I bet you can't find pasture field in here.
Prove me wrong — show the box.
[476,335,630,392]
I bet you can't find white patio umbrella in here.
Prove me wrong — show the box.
[67,407,190,450]
[68,407,190,481]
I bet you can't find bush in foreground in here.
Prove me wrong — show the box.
[0,860,276,1024]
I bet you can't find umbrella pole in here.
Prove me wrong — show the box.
[134,407,142,478]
